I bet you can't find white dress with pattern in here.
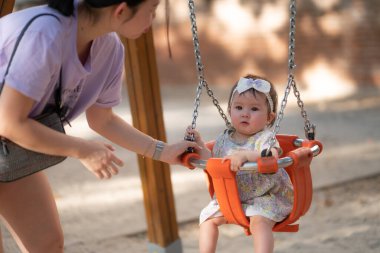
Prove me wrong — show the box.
[199,129,294,224]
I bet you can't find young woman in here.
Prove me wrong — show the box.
[0,0,198,251]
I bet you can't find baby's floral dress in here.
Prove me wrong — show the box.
[199,129,294,224]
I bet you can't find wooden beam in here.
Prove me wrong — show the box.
[0,0,15,17]
[121,29,182,252]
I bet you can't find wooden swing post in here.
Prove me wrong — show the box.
[0,0,15,17]
[121,29,182,253]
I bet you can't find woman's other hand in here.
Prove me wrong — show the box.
[78,141,124,179]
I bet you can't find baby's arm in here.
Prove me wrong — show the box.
[186,126,212,159]
[224,147,279,171]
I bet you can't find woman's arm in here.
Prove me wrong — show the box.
[86,105,199,165]
[0,85,123,179]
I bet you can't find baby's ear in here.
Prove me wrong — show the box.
[267,112,276,124]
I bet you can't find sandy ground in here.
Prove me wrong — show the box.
[1,85,380,252]
[181,174,380,253]
[67,173,380,253]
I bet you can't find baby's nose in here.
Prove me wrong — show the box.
[242,112,249,117]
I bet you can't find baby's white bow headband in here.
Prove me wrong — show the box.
[232,77,274,112]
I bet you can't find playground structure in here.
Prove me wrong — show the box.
[1,0,322,252]
[1,1,379,253]
[0,0,181,252]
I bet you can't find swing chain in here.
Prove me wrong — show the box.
[267,0,315,154]
[187,0,314,154]
[273,74,315,142]
[187,0,231,137]
[288,0,297,74]
[288,0,316,139]
[204,81,232,129]
[267,74,293,152]
[292,80,316,139]
[187,0,205,138]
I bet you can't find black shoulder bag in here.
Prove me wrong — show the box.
[0,13,67,182]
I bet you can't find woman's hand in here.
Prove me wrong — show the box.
[78,141,124,179]
[160,140,201,165]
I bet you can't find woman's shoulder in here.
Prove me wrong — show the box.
[0,5,70,45]
[1,5,63,27]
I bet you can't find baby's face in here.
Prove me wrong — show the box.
[229,91,271,138]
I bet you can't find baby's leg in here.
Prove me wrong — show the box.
[249,215,276,253]
[199,216,227,253]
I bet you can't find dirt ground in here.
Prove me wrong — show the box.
[179,174,380,253]
[58,173,380,253]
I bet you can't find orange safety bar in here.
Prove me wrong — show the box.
[184,134,322,235]
[181,152,200,170]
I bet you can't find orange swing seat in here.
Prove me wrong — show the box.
[184,134,323,235]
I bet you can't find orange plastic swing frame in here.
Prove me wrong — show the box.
[182,134,323,235]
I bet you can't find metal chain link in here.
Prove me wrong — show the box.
[287,0,316,140]
[267,0,315,154]
[268,75,294,151]
[186,0,315,151]
[186,0,231,139]
[187,0,203,135]
[292,80,316,139]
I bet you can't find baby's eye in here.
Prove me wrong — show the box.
[235,106,243,110]
[251,107,259,111]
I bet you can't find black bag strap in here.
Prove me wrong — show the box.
[0,13,62,110]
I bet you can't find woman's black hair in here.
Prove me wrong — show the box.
[48,0,145,17]
[47,0,74,16]
[48,0,171,57]
[85,0,144,8]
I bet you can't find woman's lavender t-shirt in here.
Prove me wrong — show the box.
[0,4,124,122]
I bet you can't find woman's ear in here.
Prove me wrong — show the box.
[112,2,129,20]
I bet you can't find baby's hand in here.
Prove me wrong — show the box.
[222,152,248,172]
[185,126,205,146]
[185,126,211,159]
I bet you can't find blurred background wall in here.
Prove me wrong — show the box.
[13,0,380,101]
[152,0,380,101]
